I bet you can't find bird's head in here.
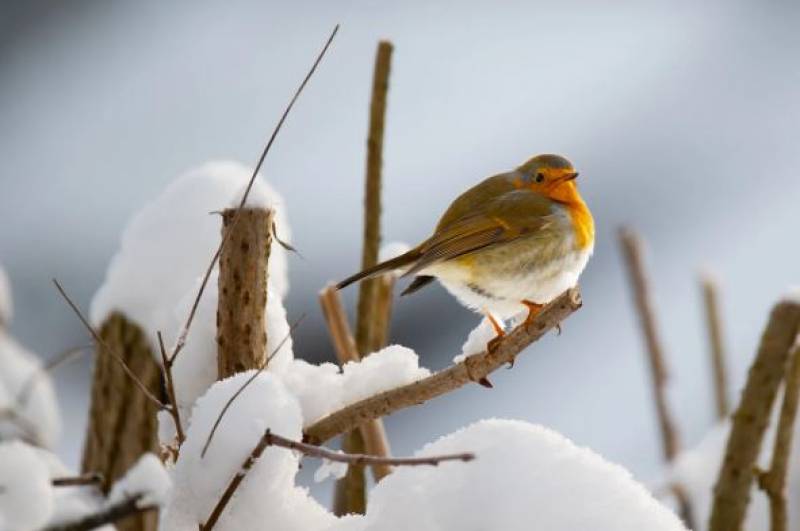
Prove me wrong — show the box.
[515,154,581,203]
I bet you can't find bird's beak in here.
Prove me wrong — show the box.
[561,171,579,182]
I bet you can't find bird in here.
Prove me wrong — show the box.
[337,153,594,348]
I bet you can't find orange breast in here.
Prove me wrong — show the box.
[567,201,595,250]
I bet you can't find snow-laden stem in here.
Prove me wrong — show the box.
[709,299,800,531]
[304,287,583,445]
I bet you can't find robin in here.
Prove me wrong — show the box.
[337,154,594,345]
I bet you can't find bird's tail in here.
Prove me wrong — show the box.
[336,248,421,290]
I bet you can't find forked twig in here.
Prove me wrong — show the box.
[168,24,339,366]
[200,428,473,531]
[52,279,165,411]
[157,331,185,444]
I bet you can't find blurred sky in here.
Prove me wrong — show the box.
[2,0,800,496]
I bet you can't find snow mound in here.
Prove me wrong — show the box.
[456,317,497,362]
[110,453,171,507]
[331,419,687,531]
[0,331,61,448]
[0,441,54,530]
[161,371,333,530]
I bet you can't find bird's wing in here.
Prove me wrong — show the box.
[404,188,557,276]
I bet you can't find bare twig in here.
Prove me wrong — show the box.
[319,286,393,480]
[52,279,166,411]
[709,299,800,531]
[52,473,104,487]
[200,319,303,459]
[168,24,338,366]
[305,287,582,445]
[701,274,730,419]
[157,331,185,445]
[42,494,155,531]
[618,228,693,528]
[200,428,472,531]
[757,344,800,531]
[0,407,45,446]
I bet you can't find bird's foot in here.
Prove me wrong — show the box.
[521,300,544,327]
[485,313,506,354]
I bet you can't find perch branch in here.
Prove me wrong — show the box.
[42,494,155,531]
[200,428,473,531]
[52,279,166,411]
[320,286,393,480]
[701,274,730,419]
[709,299,800,531]
[168,24,339,365]
[757,344,800,531]
[305,286,582,445]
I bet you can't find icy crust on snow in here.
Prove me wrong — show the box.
[0,331,61,448]
[671,419,800,531]
[89,160,291,353]
[0,441,55,530]
[281,345,430,426]
[109,453,171,507]
[161,371,334,530]
[330,419,687,531]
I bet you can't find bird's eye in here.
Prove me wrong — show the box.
[535,172,545,183]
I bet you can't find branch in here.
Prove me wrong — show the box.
[42,494,155,531]
[319,286,393,480]
[200,428,472,531]
[709,299,800,531]
[168,25,338,366]
[304,286,582,445]
[51,279,166,411]
[701,273,730,419]
[758,344,800,531]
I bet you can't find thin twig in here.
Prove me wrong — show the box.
[701,273,730,419]
[158,331,185,445]
[319,286,393,480]
[200,428,472,531]
[51,473,104,487]
[709,299,800,531]
[304,287,582,445]
[618,228,693,528]
[42,494,155,531]
[0,407,45,447]
[200,318,303,458]
[168,24,339,366]
[52,279,166,411]
[758,344,800,531]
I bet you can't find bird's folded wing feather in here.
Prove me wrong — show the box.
[403,189,556,276]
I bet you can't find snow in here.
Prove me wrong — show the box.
[456,316,498,362]
[0,264,11,326]
[314,456,348,483]
[0,441,55,530]
[281,345,430,426]
[671,418,800,531]
[109,453,171,507]
[161,371,333,530]
[329,419,687,531]
[783,287,800,305]
[0,330,61,449]
[89,159,291,356]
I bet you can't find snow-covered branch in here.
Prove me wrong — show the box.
[304,286,582,445]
